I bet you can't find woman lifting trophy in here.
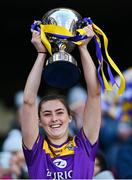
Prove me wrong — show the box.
[20,7,125,179]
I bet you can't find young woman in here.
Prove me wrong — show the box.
[21,24,101,179]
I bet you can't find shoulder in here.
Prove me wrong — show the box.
[75,128,98,157]
[23,133,44,152]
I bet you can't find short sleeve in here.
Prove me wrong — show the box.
[22,134,44,166]
[75,128,99,160]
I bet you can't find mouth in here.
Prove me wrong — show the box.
[50,124,62,129]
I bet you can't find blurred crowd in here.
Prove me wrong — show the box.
[0,67,132,179]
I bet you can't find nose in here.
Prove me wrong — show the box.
[51,113,58,122]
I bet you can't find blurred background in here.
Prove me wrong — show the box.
[0,0,132,179]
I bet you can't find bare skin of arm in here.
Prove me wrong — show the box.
[78,25,101,145]
[21,30,47,149]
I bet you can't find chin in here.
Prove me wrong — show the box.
[49,129,68,140]
[51,131,65,138]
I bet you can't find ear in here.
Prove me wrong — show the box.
[39,118,43,127]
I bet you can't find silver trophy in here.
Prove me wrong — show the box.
[42,8,83,89]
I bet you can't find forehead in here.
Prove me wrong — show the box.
[41,99,66,111]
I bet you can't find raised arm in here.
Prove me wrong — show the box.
[78,25,101,144]
[21,30,47,149]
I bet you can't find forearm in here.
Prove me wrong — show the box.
[79,46,101,96]
[79,47,101,143]
[24,53,46,104]
[77,26,101,144]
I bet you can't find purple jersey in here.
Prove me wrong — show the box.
[23,128,98,179]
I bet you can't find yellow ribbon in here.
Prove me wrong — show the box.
[40,24,86,54]
[40,24,74,55]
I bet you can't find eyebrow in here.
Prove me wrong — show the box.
[41,108,65,113]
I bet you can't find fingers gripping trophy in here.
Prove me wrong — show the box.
[31,7,126,94]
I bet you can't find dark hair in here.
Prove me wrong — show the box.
[38,94,71,118]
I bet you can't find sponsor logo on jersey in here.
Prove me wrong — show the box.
[46,169,73,179]
[53,158,67,168]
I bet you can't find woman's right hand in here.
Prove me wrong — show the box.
[31,30,47,53]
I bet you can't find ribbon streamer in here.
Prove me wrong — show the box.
[31,18,126,95]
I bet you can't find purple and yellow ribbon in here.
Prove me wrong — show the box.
[31,18,126,95]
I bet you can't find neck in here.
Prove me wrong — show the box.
[47,134,69,146]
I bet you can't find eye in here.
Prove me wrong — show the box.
[57,111,64,115]
[43,113,51,117]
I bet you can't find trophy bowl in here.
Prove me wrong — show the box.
[42,7,82,89]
